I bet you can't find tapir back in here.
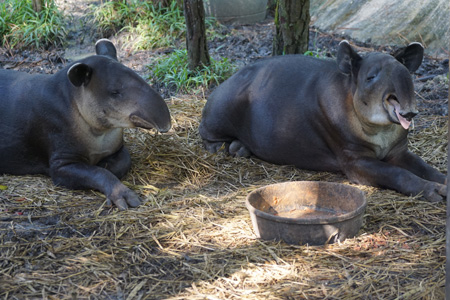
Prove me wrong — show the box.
[0,70,67,175]
[200,54,349,171]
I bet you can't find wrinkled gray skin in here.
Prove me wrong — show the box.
[200,41,446,202]
[0,39,171,210]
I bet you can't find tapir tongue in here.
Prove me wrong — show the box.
[390,100,411,130]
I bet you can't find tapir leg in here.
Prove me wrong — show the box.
[49,161,140,210]
[343,157,446,202]
[198,116,233,154]
[199,80,251,156]
[97,146,132,179]
[385,151,446,184]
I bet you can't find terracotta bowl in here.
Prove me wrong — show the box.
[246,181,367,245]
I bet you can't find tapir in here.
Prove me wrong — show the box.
[199,41,447,202]
[0,39,171,210]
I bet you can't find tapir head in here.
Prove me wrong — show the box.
[337,40,424,130]
[66,39,171,133]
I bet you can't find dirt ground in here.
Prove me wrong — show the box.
[0,2,449,299]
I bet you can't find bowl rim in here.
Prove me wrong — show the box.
[245,181,367,225]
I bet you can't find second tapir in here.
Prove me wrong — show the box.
[200,41,447,202]
[0,39,171,210]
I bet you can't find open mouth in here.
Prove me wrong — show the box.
[129,114,171,133]
[130,114,157,130]
[385,95,412,130]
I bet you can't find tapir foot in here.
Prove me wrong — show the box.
[422,182,447,202]
[106,183,141,210]
[229,140,251,158]
[203,140,252,157]
[202,139,252,158]
[202,140,230,154]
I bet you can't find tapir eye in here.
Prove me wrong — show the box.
[366,75,376,82]
[111,90,121,97]
[366,70,378,82]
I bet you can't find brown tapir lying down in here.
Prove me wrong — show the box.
[199,41,447,202]
[0,39,171,210]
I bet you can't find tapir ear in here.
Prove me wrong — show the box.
[392,42,424,73]
[67,63,93,87]
[95,38,118,61]
[336,40,362,75]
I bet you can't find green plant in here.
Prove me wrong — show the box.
[303,49,327,58]
[148,49,236,92]
[91,0,185,49]
[125,1,186,50]
[91,0,145,36]
[0,0,66,49]
[91,1,223,51]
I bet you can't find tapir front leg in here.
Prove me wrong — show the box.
[385,150,446,184]
[343,157,447,202]
[49,159,140,210]
[97,146,132,179]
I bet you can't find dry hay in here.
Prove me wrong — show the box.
[0,93,447,299]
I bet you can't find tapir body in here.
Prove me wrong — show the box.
[0,39,171,209]
[200,41,446,202]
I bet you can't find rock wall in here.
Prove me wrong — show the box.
[310,0,449,58]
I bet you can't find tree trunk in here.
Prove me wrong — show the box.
[267,0,277,16]
[32,0,44,12]
[184,0,210,70]
[273,0,310,55]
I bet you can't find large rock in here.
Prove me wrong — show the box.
[310,0,449,58]
[204,0,269,25]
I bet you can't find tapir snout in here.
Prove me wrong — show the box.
[381,63,419,129]
[128,87,171,133]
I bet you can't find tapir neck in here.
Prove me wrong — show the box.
[71,97,119,136]
[71,102,124,165]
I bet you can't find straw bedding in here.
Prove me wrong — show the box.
[0,91,447,299]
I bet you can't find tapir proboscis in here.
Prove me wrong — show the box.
[0,39,171,210]
[199,41,447,202]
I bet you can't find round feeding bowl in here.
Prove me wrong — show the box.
[246,181,367,245]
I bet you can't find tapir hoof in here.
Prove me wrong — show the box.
[229,140,251,158]
[106,184,141,210]
[202,140,230,154]
[422,182,447,203]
